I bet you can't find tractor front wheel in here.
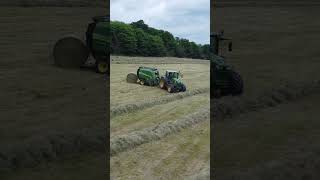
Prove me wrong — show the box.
[181,84,186,92]
[167,85,174,93]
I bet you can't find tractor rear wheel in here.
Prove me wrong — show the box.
[126,73,138,83]
[53,37,89,68]
[230,70,243,95]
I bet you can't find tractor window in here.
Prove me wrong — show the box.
[172,72,179,78]
[168,72,173,77]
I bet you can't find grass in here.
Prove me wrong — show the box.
[111,93,209,136]
[110,62,209,106]
[0,7,107,171]
[0,152,107,180]
[111,120,210,179]
[214,94,320,177]
[110,58,210,177]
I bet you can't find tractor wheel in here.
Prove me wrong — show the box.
[159,79,166,89]
[167,85,174,93]
[126,73,138,83]
[53,37,89,68]
[95,60,108,74]
[181,84,186,92]
[230,70,244,95]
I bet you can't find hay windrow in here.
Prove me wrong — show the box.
[111,87,209,118]
[110,108,209,156]
[185,166,210,180]
[212,80,320,121]
[217,147,320,180]
[0,126,106,172]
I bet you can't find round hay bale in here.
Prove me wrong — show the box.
[126,73,138,83]
[53,37,89,68]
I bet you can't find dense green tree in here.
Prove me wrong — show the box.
[110,20,210,59]
[135,28,150,56]
[131,20,149,31]
[110,21,137,55]
[148,35,166,56]
[161,31,176,56]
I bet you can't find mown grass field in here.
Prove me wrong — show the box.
[0,6,108,179]
[211,3,320,179]
[2,1,320,180]
[110,56,210,179]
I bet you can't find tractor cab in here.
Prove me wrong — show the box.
[165,70,180,79]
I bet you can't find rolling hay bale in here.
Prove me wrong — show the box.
[110,108,209,156]
[53,37,89,68]
[212,80,320,121]
[126,73,138,83]
[111,87,209,118]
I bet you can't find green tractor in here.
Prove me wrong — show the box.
[53,16,110,74]
[159,70,186,93]
[211,31,243,98]
[126,66,160,86]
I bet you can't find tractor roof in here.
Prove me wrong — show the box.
[166,70,178,73]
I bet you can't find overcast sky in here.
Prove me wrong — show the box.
[111,0,210,45]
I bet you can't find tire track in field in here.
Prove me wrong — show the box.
[110,107,209,156]
[213,80,320,121]
[111,87,209,118]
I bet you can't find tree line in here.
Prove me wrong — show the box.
[110,20,210,59]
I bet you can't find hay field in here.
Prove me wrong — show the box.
[0,7,108,179]
[211,3,320,179]
[110,56,210,179]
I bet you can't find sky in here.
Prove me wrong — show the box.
[111,0,210,45]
